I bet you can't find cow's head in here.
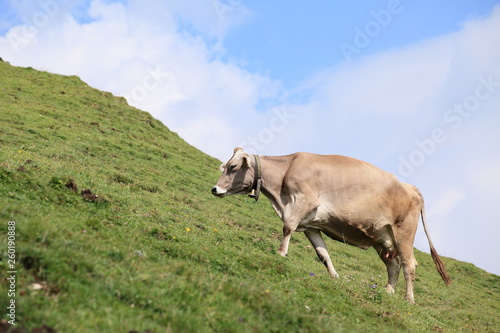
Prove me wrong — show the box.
[211,147,256,198]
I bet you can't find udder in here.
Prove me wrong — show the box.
[380,238,398,260]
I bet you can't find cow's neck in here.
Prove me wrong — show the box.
[258,155,294,218]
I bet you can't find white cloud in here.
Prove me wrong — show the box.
[428,188,466,218]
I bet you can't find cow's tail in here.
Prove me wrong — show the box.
[414,186,452,285]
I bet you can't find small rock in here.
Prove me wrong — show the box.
[30,283,44,291]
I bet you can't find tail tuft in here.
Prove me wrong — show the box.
[430,246,452,285]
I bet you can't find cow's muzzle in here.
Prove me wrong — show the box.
[211,186,227,197]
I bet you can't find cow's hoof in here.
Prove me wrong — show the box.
[386,285,396,295]
[405,295,415,304]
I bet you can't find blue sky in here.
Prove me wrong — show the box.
[1,0,499,276]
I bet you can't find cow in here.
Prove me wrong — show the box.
[211,147,451,303]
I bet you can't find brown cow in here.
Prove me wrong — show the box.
[211,147,451,303]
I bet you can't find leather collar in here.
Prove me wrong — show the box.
[248,155,262,201]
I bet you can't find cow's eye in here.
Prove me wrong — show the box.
[228,165,237,172]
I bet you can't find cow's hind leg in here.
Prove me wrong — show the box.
[393,212,420,304]
[304,230,339,278]
[374,243,401,295]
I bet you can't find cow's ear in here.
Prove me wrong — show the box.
[242,154,250,166]
[219,163,226,172]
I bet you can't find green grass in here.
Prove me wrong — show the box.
[0,59,498,333]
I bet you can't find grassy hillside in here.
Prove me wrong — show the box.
[0,59,498,333]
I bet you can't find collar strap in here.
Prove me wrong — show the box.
[248,155,262,201]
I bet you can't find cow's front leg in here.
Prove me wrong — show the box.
[278,223,295,257]
[304,230,339,278]
[277,194,319,257]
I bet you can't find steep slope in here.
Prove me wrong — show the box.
[0,60,498,333]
